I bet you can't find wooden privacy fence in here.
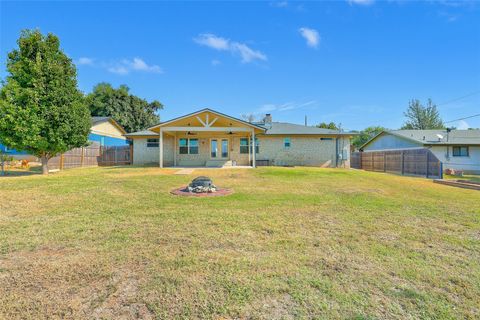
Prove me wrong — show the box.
[49,143,132,170]
[351,149,443,179]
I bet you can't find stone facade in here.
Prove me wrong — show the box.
[132,135,351,168]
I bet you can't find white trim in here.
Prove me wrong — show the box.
[159,128,163,168]
[208,117,218,127]
[195,116,206,127]
[148,108,266,131]
[252,130,256,168]
[163,126,252,132]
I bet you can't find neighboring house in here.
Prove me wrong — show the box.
[125,108,355,168]
[360,129,480,174]
[0,117,129,160]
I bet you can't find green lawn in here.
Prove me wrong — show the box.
[0,167,479,319]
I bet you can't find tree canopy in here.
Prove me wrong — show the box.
[351,126,387,149]
[86,83,163,133]
[0,29,90,174]
[316,122,341,130]
[402,99,444,130]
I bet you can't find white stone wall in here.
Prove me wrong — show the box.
[430,145,480,174]
[132,135,351,168]
[132,136,173,166]
[256,136,350,168]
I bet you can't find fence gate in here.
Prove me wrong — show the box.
[351,149,442,179]
[49,143,132,170]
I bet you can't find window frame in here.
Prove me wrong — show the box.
[452,146,469,157]
[179,138,198,155]
[284,137,291,149]
[146,138,159,148]
[239,137,259,154]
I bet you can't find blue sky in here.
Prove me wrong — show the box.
[1,0,479,131]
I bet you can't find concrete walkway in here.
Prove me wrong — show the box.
[174,168,195,175]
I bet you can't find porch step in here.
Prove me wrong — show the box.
[205,160,232,167]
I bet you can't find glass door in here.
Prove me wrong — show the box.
[221,139,229,158]
[210,139,218,158]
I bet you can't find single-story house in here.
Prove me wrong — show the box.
[124,108,355,168]
[360,129,480,174]
[0,117,129,160]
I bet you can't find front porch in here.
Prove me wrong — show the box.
[150,109,265,168]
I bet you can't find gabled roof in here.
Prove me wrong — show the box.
[91,116,127,135]
[260,122,355,135]
[124,130,158,137]
[148,108,266,131]
[361,129,480,149]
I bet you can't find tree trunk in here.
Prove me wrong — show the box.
[41,155,49,175]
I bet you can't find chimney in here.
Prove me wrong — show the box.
[264,113,272,124]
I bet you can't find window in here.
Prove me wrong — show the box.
[239,137,259,154]
[453,146,469,157]
[321,137,333,141]
[179,138,198,154]
[211,139,218,158]
[240,138,249,154]
[179,138,188,154]
[147,139,159,147]
[284,137,291,148]
[221,139,229,158]
[189,139,199,154]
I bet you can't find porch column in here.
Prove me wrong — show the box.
[248,133,251,164]
[173,132,177,167]
[251,129,256,168]
[159,128,163,168]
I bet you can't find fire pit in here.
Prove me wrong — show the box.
[171,176,233,197]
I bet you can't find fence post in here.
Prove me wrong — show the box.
[81,147,85,167]
[384,152,386,172]
[130,144,133,165]
[426,151,429,178]
[401,151,404,175]
[60,154,64,170]
[440,162,443,179]
[114,146,117,165]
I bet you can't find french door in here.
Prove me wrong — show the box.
[211,139,229,158]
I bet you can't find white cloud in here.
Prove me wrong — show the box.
[211,59,221,66]
[107,58,163,75]
[128,58,163,73]
[270,1,288,8]
[194,33,267,63]
[349,0,375,5]
[194,34,230,50]
[107,65,129,75]
[457,120,470,130]
[299,27,320,48]
[77,57,94,65]
[230,42,267,63]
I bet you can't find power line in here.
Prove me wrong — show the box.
[445,113,480,124]
[437,90,480,106]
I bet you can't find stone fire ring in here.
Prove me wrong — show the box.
[170,187,234,197]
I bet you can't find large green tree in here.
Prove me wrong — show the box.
[316,122,341,130]
[352,126,387,149]
[402,99,445,129]
[0,30,90,174]
[86,83,162,133]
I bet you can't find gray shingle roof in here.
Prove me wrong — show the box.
[91,116,111,125]
[259,122,354,135]
[124,130,158,137]
[389,129,480,145]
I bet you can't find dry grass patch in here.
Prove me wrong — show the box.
[0,166,479,319]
